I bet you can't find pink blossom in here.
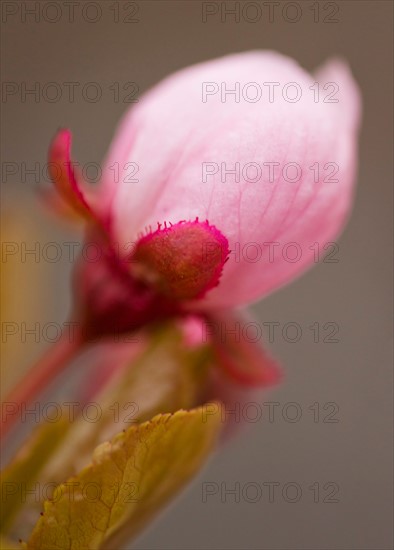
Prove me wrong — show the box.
[1,52,362,440]
[47,51,361,386]
[99,51,361,309]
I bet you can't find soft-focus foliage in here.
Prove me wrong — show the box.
[1,418,70,533]
[24,407,221,550]
[1,324,217,546]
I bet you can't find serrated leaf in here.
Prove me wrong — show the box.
[2,323,211,543]
[25,406,221,550]
[41,323,210,485]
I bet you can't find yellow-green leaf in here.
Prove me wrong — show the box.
[1,417,70,534]
[41,323,210,486]
[25,406,221,550]
[2,323,212,542]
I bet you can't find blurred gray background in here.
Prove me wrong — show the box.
[1,1,393,549]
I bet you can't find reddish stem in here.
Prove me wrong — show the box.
[1,331,84,441]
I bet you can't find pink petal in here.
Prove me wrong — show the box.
[100,52,361,308]
[48,129,95,221]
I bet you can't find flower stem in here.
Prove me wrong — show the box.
[1,330,84,441]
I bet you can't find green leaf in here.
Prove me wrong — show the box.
[25,406,221,550]
[1,417,70,534]
[2,322,212,544]
[41,323,211,486]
